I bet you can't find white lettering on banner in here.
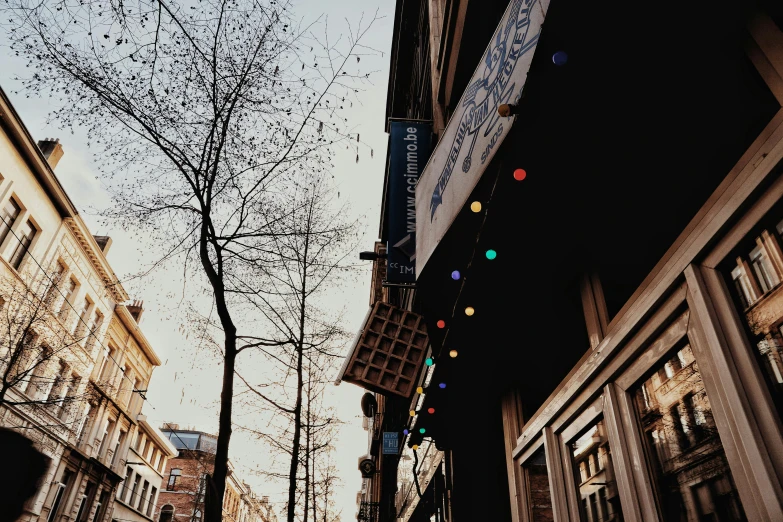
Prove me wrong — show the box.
[415,0,549,278]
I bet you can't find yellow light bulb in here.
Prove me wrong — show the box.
[409,410,416,417]
[449,349,458,358]
[465,306,475,316]
[412,444,419,450]
[470,201,482,213]
[416,386,423,394]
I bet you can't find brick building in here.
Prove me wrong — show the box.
[156,427,276,522]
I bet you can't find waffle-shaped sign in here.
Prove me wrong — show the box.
[339,301,428,398]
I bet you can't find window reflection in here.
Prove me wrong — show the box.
[722,205,783,427]
[633,345,746,522]
[570,419,623,522]
[523,447,553,522]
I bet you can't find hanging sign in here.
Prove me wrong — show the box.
[415,0,549,277]
[383,432,400,455]
[387,121,433,283]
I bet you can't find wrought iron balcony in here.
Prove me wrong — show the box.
[357,501,380,522]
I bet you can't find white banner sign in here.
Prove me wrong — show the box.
[415,0,549,277]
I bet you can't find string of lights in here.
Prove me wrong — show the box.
[402,48,568,474]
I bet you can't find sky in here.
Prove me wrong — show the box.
[0,0,395,518]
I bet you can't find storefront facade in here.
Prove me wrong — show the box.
[340,1,783,521]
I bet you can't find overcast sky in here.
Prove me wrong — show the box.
[0,0,394,518]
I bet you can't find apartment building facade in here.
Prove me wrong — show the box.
[114,415,178,522]
[339,1,783,521]
[0,85,167,522]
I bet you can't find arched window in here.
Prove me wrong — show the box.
[159,505,174,522]
[166,469,181,491]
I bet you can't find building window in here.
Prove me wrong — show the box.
[120,467,133,502]
[112,430,126,467]
[570,419,622,522]
[92,491,108,522]
[522,447,552,522]
[129,474,141,508]
[47,469,73,522]
[137,479,149,511]
[8,219,36,269]
[146,486,157,517]
[0,197,21,245]
[731,265,755,309]
[98,347,116,383]
[57,372,79,421]
[750,244,780,294]
[76,403,92,444]
[76,482,95,522]
[167,468,181,491]
[45,262,66,307]
[633,345,745,521]
[85,310,103,348]
[72,296,91,337]
[24,344,51,397]
[98,419,115,459]
[57,277,78,318]
[724,207,783,428]
[159,505,175,522]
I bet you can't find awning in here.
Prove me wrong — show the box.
[415,0,549,277]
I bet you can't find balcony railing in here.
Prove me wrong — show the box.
[357,501,379,522]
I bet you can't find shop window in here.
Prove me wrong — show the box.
[570,419,623,522]
[722,200,783,422]
[632,346,745,521]
[522,447,552,522]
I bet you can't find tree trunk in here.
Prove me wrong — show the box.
[303,364,312,522]
[287,344,303,522]
[207,333,236,522]
[288,203,312,522]
[199,223,237,522]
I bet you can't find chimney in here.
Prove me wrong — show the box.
[162,423,179,430]
[37,138,64,170]
[127,299,144,323]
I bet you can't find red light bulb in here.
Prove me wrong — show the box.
[437,320,446,329]
[513,168,527,181]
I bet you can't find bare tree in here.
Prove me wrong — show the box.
[232,176,357,522]
[1,0,378,517]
